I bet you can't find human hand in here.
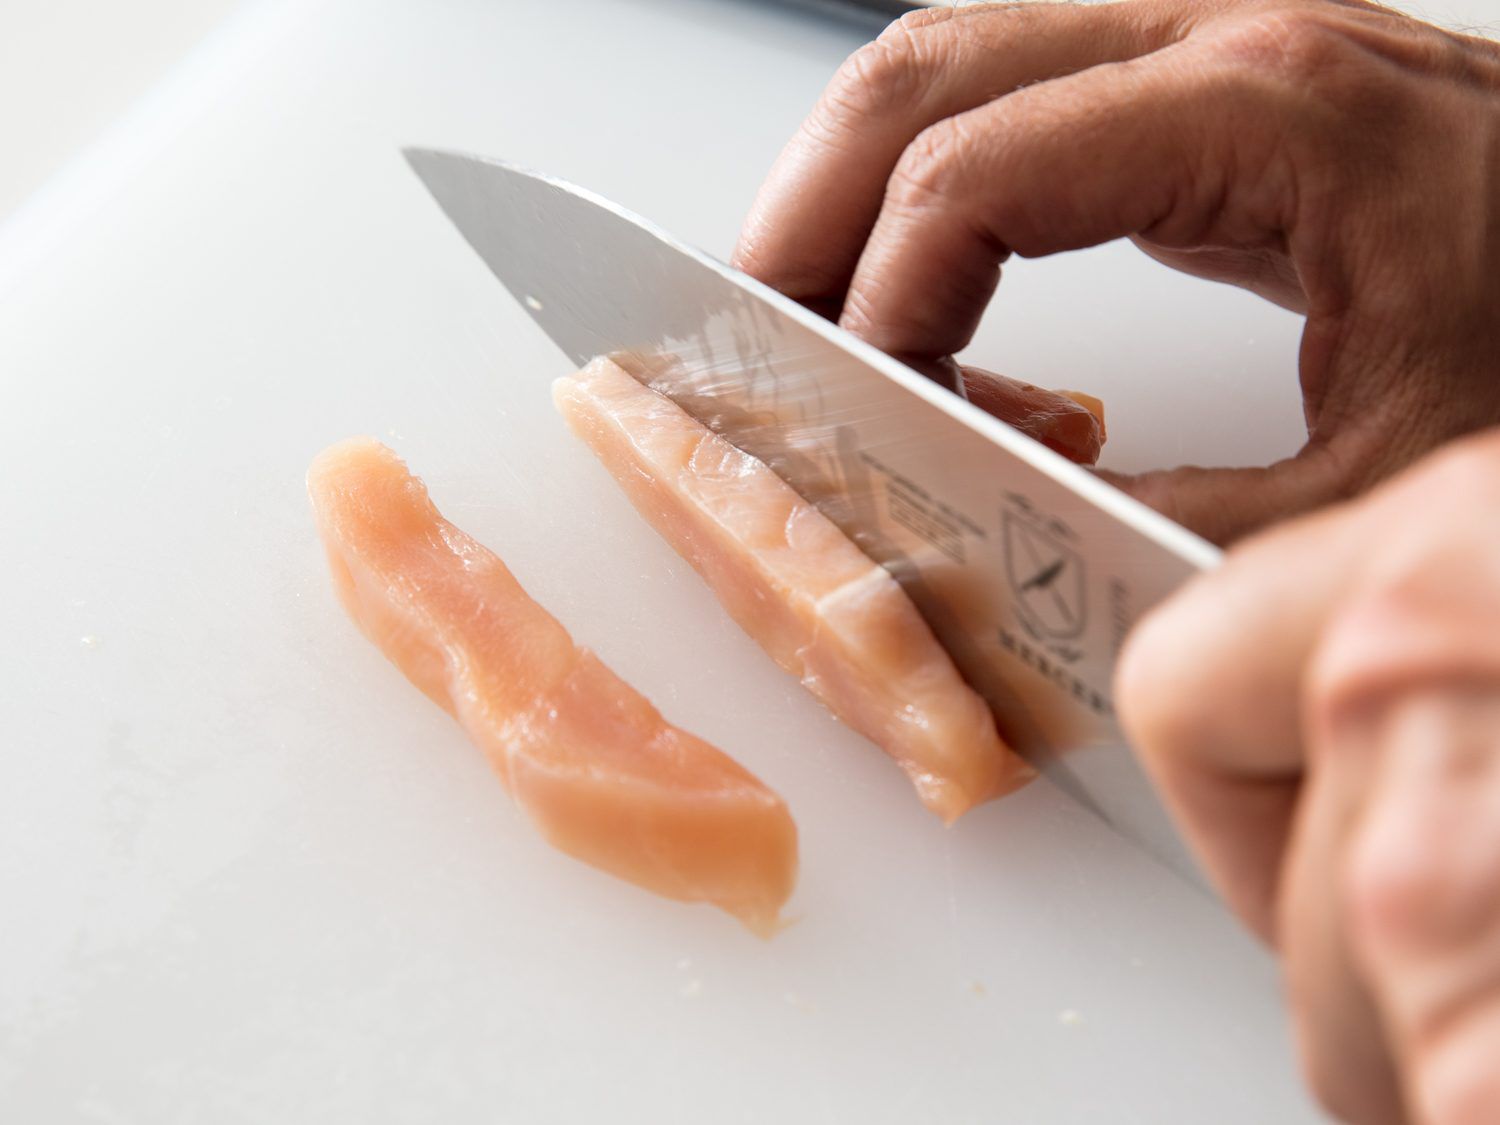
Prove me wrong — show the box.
[733,0,1500,544]
[1117,429,1500,1124]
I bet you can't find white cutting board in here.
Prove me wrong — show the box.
[3,0,1485,1119]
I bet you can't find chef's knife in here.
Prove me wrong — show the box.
[405,148,1221,886]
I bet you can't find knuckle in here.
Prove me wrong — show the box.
[822,13,948,125]
[888,119,970,205]
[838,282,930,350]
[1214,5,1477,119]
[818,45,909,132]
[1306,433,1500,717]
[1215,9,1357,92]
[1339,711,1500,969]
[1344,821,1452,960]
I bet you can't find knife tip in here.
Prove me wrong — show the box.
[400,145,439,171]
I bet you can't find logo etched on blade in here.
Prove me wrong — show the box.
[1003,507,1086,648]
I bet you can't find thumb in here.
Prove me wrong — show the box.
[1099,444,1351,546]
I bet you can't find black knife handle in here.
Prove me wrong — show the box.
[769,0,933,32]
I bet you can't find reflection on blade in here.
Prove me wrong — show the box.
[404,147,1222,886]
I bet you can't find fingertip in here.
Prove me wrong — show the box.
[837,208,1002,359]
[730,204,825,295]
[1114,573,1218,766]
[728,219,766,278]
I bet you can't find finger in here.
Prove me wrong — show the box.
[1276,718,1404,1125]
[1097,440,1355,546]
[1290,470,1500,1124]
[959,365,1104,464]
[1116,498,1367,935]
[732,2,1188,316]
[1343,689,1500,1125]
[839,36,1293,359]
[1116,435,1500,943]
[1313,559,1500,1122]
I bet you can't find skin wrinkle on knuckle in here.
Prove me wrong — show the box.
[1332,7,1493,87]
[1171,52,1306,249]
[1217,4,1462,147]
[1226,14,1432,182]
[732,225,839,300]
[1214,8,1352,85]
[887,118,975,210]
[839,281,933,346]
[836,283,880,338]
[795,101,877,162]
[1028,48,1242,255]
[896,110,1055,257]
[797,4,1074,184]
[813,48,906,142]
[822,12,952,129]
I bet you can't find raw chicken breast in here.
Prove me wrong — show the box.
[554,359,1032,823]
[960,366,1105,465]
[308,438,797,935]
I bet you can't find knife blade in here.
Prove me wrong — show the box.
[404,147,1221,885]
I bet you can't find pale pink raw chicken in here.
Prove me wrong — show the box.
[308,437,797,935]
[554,358,1032,823]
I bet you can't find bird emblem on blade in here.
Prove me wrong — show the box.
[1003,508,1086,647]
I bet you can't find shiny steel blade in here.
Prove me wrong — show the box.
[405,147,1222,884]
